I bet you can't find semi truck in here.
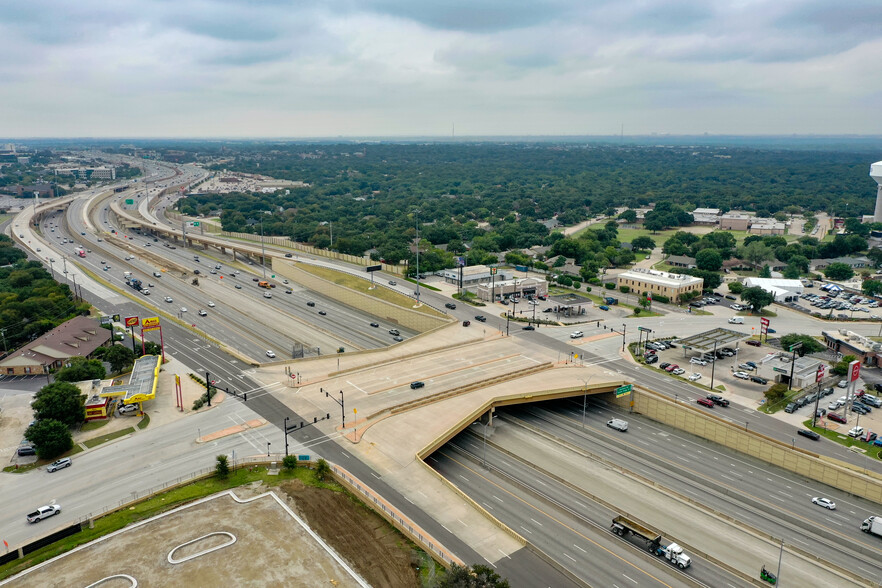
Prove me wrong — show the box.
[611,515,691,569]
[126,277,143,291]
[75,247,86,258]
[861,515,882,538]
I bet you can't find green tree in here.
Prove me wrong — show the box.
[740,286,775,314]
[54,357,106,383]
[25,419,73,460]
[32,381,85,426]
[630,236,656,252]
[104,345,135,373]
[823,263,854,281]
[782,264,801,279]
[618,209,637,223]
[314,458,331,481]
[739,241,774,268]
[779,334,826,357]
[282,455,299,470]
[863,280,882,297]
[216,454,230,478]
[765,383,789,404]
[832,355,857,376]
[867,247,882,268]
[759,264,772,278]
[695,248,723,271]
[728,281,744,294]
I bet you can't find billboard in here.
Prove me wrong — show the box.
[142,317,160,328]
[124,316,139,327]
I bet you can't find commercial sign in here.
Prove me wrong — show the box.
[142,317,160,328]
[365,265,382,272]
[142,326,161,333]
[99,316,112,325]
[816,364,827,383]
[760,317,770,327]
[490,267,497,275]
[124,316,139,327]
[849,360,861,382]
[615,384,632,397]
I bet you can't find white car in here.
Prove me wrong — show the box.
[688,373,702,381]
[837,380,848,388]
[672,368,685,375]
[690,358,707,366]
[119,404,139,414]
[164,296,173,303]
[812,497,836,510]
[848,426,864,438]
[733,371,750,380]
[207,301,216,307]
[265,350,276,358]
[180,307,187,313]
[198,309,207,316]
[570,331,584,339]
[264,292,272,299]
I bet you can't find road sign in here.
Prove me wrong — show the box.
[124,316,139,327]
[125,199,134,205]
[112,314,121,322]
[615,384,632,397]
[637,326,651,332]
[99,316,112,325]
[760,317,770,327]
[816,364,826,383]
[773,367,789,373]
[366,265,381,272]
[490,267,497,275]
[789,342,803,353]
[849,360,861,382]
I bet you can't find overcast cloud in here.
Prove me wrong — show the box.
[1,0,880,137]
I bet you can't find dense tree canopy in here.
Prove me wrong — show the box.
[32,381,85,426]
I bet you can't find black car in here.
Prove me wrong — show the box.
[522,325,535,330]
[797,429,821,441]
[370,322,379,328]
[645,355,659,364]
[474,315,487,322]
[410,381,425,389]
[284,253,293,258]
[659,362,671,370]
[750,375,768,384]
[318,311,327,316]
[306,301,316,307]
[725,295,737,300]
[445,303,457,310]
[707,394,730,407]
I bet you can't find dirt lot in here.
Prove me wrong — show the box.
[7,481,420,588]
[278,480,420,588]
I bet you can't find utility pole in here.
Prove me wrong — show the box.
[788,343,802,390]
[205,371,212,406]
[709,341,719,390]
[414,210,421,304]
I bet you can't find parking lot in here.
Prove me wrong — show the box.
[642,339,785,400]
[790,290,882,320]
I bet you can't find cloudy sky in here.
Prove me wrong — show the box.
[1,0,881,137]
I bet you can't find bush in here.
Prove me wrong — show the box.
[765,383,789,403]
[314,458,331,481]
[571,281,581,289]
[282,455,299,470]
[619,285,630,293]
[633,308,641,315]
[728,281,744,294]
[588,277,601,285]
[584,286,592,292]
[605,282,616,289]
[653,294,670,304]
[216,455,229,478]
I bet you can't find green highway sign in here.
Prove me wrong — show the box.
[637,326,651,332]
[615,384,632,397]
[789,343,803,352]
[125,199,134,205]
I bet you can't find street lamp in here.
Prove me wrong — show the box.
[267,442,271,457]
[580,377,593,429]
[413,210,421,303]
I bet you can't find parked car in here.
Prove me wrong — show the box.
[672,368,685,375]
[696,398,715,408]
[838,380,848,388]
[17,445,36,456]
[688,373,702,381]
[47,458,72,472]
[797,429,821,441]
[828,412,847,424]
[462,320,471,327]
[665,364,679,373]
[750,376,768,385]
[690,358,707,366]
[659,362,671,370]
[599,305,610,311]
[746,340,762,347]
[733,371,750,380]
[812,497,836,510]
[474,316,487,322]
[645,355,659,364]
[738,363,755,371]
[119,404,139,414]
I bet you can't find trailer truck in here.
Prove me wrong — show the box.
[861,515,882,538]
[126,277,143,291]
[611,515,691,569]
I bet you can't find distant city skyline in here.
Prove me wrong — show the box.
[1,1,881,138]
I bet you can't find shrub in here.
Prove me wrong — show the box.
[314,458,331,481]
[653,294,670,304]
[619,286,630,293]
[282,455,299,471]
[605,282,616,289]
[215,455,229,478]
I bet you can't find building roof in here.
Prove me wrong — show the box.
[666,255,697,266]
[692,208,721,215]
[0,316,111,368]
[743,278,803,290]
[617,268,703,288]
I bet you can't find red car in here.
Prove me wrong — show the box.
[696,398,715,408]
[746,340,762,347]
[828,412,847,424]
[665,364,679,372]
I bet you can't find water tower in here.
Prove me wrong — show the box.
[873,161,882,222]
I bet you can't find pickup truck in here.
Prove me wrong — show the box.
[27,504,61,523]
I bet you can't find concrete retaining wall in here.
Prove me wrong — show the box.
[613,387,882,504]
[272,260,450,333]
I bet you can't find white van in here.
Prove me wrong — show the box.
[728,317,744,324]
[607,419,629,432]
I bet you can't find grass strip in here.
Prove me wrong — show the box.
[83,427,136,448]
